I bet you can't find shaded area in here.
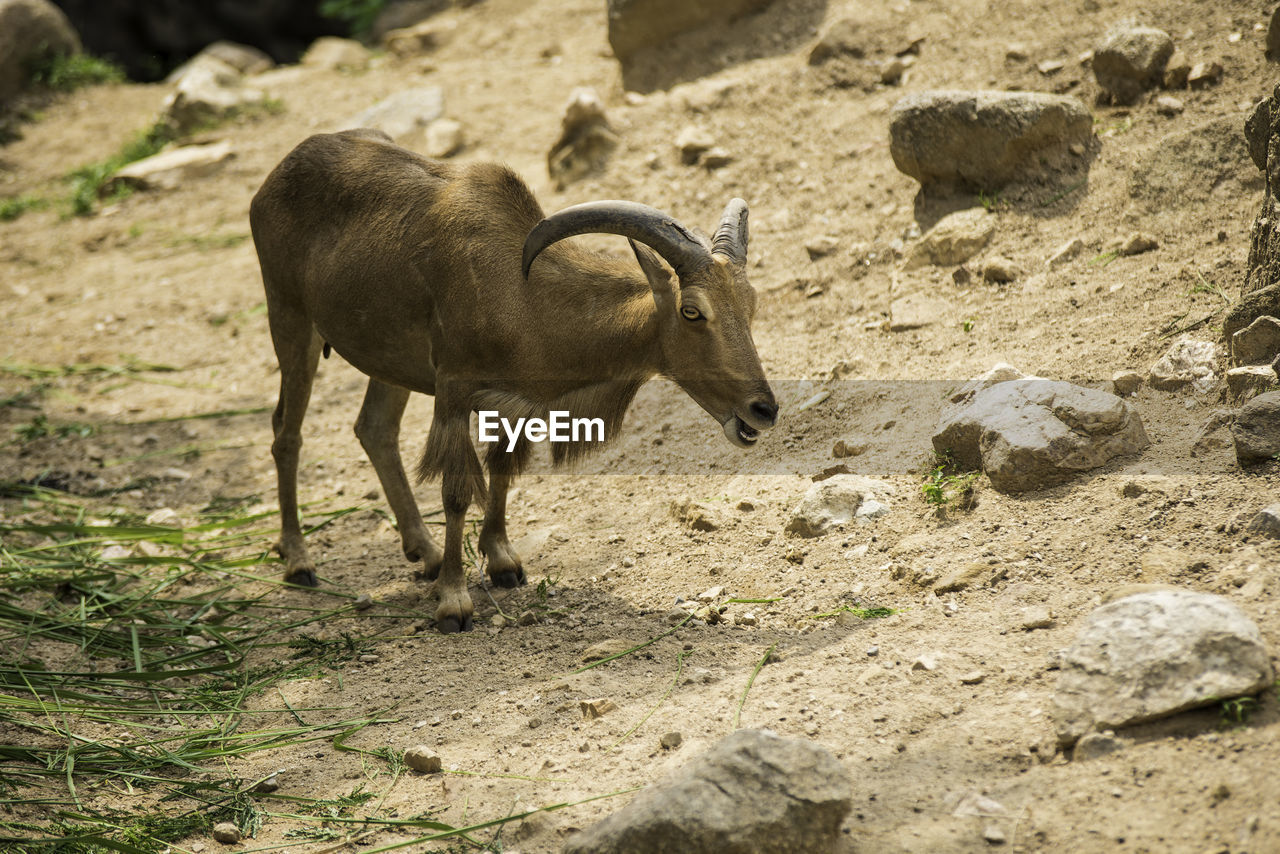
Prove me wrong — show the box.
[614,0,827,94]
[52,0,345,81]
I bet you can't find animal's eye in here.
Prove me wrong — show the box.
[680,305,703,321]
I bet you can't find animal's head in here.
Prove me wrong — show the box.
[522,198,777,448]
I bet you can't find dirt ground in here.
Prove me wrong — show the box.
[3,0,1280,851]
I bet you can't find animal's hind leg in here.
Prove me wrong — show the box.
[354,379,444,578]
[479,465,525,588]
[269,313,323,587]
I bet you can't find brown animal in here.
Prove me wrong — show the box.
[249,129,777,633]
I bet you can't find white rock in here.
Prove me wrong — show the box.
[302,36,369,70]
[145,508,182,527]
[1052,590,1273,745]
[1149,337,1218,394]
[425,118,464,158]
[341,87,445,147]
[786,475,893,538]
[162,63,267,134]
[106,142,234,193]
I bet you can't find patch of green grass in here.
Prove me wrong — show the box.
[1088,250,1120,267]
[0,193,47,222]
[320,0,388,38]
[812,604,898,620]
[1219,696,1257,727]
[11,413,95,442]
[978,189,1003,212]
[167,232,250,252]
[66,122,176,216]
[0,487,414,846]
[962,317,975,333]
[921,450,979,506]
[1039,178,1086,208]
[28,52,126,91]
[1187,272,1231,304]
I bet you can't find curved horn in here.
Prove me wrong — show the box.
[711,198,748,265]
[522,200,711,280]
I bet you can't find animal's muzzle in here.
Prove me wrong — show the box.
[724,393,778,448]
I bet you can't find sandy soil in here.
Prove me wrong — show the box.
[2,0,1280,851]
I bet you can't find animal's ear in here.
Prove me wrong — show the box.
[630,239,676,311]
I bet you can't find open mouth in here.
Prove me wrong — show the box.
[723,416,759,448]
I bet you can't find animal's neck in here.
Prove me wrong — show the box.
[535,258,663,385]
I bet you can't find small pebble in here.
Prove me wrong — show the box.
[404,745,443,773]
[660,731,683,749]
[581,698,618,719]
[353,593,374,611]
[866,645,880,656]
[212,822,241,844]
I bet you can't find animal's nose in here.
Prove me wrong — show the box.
[749,399,778,428]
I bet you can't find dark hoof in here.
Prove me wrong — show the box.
[437,615,474,634]
[490,567,526,589]
[284,568,319,587]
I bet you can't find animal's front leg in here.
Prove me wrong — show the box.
[354,379,444,579]
[479,467,525,588]
[435,478,475,634]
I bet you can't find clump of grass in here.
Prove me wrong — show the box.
[921,450,980,506]
[812,604,898,620]
[1219,696,1257,727]
[28,52,126,91]
[66,122,176,216]
[320,0,388,38]
[11,413,95,442]
[0,193,47,222]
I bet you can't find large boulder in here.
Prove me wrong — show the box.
[0,0,80,102]
[933,376,1149,493]
[563,729,852,854]
[607,0,773,62]
[1232,390,1280,465]
[1092,25,1174,105]
[889,90,1092,190]
[1052,590,1273,746]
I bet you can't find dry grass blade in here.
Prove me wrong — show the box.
[732,643,776,730]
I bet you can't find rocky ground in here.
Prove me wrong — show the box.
[2,0,1280,852]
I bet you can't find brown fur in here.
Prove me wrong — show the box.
[250,129,775,633]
